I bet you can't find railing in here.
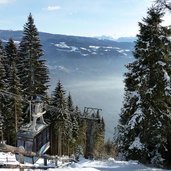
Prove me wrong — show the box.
[0,143,76,171]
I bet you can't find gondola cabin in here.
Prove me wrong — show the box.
[16,96,50,164]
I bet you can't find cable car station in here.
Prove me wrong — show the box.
[16,96,50,163]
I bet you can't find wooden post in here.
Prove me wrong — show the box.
[55,156,58,167]
[19,153,24,164]
[19,146,24,171]
[44,155,47,166]
[19,165,24,171]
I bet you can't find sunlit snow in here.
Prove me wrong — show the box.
[0,153,169,171]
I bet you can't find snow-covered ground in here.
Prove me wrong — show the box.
[0,152,169,171]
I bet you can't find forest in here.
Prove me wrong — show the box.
[0,13,113,160]
[1,0,171,169]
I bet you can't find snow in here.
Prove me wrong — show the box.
[0,152,169,171]
[163,69,170,82]
[117,49,128,56]
[157,61,165,67]
[82,54,89,56]
[53,42,79,52]
[163,68,171,96]
[54,42,70,49]
[128,109,144,129]
[52,43,130,56]
[89,45,100,49]
[129,137,145,150]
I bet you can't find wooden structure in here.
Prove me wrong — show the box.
[0,143,76,170]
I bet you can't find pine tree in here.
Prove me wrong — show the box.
[18,13,49,97]
[67,93,78,140]
[155,0,171,11]
[74,106,85,158]
[0,40,7,143]
[94,115,105,158]
[51,81,68,121]
[104,139,116,158]
[3,38,23,145]
[49,81,70,155]
[67,93,79,154]
[116,6,171,166]
[0,40,6,90]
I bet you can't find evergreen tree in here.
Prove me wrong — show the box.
[0,40,7,143]
[75,106,87,156]
[18,13,49,97]
[155,0,171,11]
[51,81,68,121]
[94,115,105,158]
[0,41,6,90]
[3,38,23,145]
[67,93,79,154]
[67,93,75,112]
[49,81,70,155]
[116,6,171,166]
[104,139,116,158]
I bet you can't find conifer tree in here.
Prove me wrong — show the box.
[18,13,49,97]
[94,115,105,158]
[0,41,6,90]
[0,40,6,142]
[67,93,79,154]
[67,94,78,139]
[3,38,23,145]
[155,0,171,11]
[75,106,86,151]
[104,139,116,158]
[49,81,70,155]
[116,6,171,166]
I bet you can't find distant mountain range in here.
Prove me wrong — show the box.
[0,29,134,85]
[0,30,135,139]
[95,35,136,42]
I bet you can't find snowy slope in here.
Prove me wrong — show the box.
[0,152,169,171]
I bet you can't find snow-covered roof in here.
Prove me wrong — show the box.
[17,123,48,139]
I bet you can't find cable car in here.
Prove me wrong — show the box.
[16,96,50,164]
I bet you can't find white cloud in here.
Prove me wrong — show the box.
[0,0,13,4]
[46,5,61,11]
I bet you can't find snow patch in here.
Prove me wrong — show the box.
[54,42,70,49]
[0,152,168,171]
[157,61,166,67]
[53,42,79,52]
[128,109,144,129]
[89,45,100,49]
[129,137,144,150]
[82,54,89,56]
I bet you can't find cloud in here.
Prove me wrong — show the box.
[46,5,61,11]
[0,0,13,4]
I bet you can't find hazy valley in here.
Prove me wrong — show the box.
[0,30,134,138]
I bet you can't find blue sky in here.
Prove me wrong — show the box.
[0,0,168,38]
